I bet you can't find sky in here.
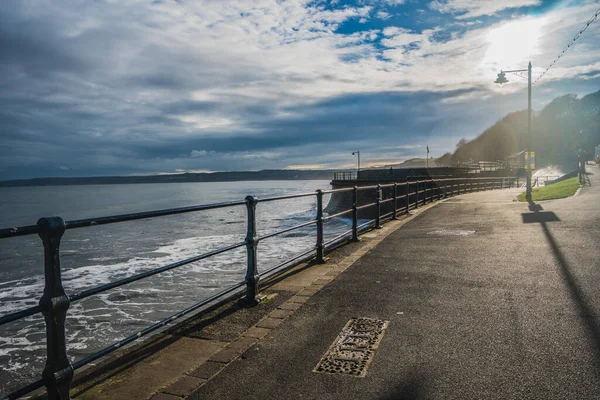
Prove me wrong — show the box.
[1,0,599,180]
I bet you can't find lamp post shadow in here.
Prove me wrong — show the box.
[522,202,600,372]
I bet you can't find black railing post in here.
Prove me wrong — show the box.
[426,180,430,203]
[243,196,260,305]
[37,217,73,400]
[430,180,433,201]
[316,190,326,263]
[428,179,435,203]
[352,186,359,241]
[405,178,410,212]
[392,183,398,220]
[375,185,382,229]
[415,181,419,209]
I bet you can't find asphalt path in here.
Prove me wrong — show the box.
[189,169,600,400]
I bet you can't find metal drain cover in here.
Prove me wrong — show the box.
[427,229,475,236]
[313,317,389,377]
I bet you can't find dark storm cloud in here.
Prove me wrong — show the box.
[135,89,481,159]
[0,16,85,77]
[127,74,190,90]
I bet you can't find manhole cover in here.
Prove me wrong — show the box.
[427,229,475,236]
[313,317,389,377]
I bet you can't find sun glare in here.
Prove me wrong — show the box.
[484,18,546,69]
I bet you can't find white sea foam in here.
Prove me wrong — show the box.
[533,165,565,179]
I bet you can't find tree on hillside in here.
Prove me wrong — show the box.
[455,138,469,151]
[451,111,525,164]
[535,91,600,168]
[447,89,600,169]
[436,152,452,166]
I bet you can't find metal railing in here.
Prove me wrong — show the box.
[537,175,561,186]
[333,171,357,181]
[0,176,518,399]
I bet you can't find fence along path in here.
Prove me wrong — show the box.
[0,176,518,400]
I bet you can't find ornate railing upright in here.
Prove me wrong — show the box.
[0,176,518,399]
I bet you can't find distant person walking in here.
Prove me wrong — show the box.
[578,153,586,184]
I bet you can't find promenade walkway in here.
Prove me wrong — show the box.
[182,169,600,400]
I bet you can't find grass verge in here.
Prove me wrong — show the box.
[518,177,580,202]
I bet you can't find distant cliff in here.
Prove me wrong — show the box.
[0,169,342,187]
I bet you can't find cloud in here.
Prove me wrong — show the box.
[429,0,542,19]
[286,164,328,170]
[190,150,208,158]
[381,28,429,47]
[0,0,598,179]
[376,11,392,20]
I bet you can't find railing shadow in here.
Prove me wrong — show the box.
[70,333,182,398]
[71,287,286,398]
[522,201,600,371]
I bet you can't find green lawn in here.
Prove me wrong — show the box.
[518,177,581,202]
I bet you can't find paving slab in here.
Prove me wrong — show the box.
[71,336,225,400]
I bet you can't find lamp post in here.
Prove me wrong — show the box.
[352,151,360,173]
[495,61,533,202]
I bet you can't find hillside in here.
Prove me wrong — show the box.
[442,89,600,168]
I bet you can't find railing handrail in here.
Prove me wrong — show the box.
[0,176,520,399]
[0,199,248,239]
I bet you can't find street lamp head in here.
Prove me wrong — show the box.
[494,71,508,87]
[352,151,358,155]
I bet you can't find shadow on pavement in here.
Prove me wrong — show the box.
[522,211,560,223]
[525,201,600,372]
[522,201,560,224]
[379,373,427,400]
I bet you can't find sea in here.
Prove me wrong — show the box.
[0,180,349,394]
